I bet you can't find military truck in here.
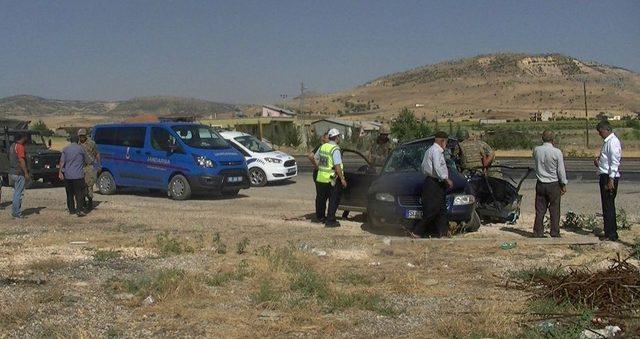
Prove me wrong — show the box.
[1,119,62,186]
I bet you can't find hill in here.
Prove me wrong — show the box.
[300,53,640,121]
[0,95,237,119]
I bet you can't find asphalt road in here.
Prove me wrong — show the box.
[294,155,640,181]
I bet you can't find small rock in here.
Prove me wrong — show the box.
[425,279,438,286]
[580,325,621,339]
[368,261,381,267]
[142,295,155,306]
[311,249,327,257]
[69,241,88,245]
[406,263,416,268]
[259,310,281,321]
[114,293,135,301]
[73,281,89,288]
[382,237,392,246]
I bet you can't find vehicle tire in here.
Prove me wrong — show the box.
[168,174,191,200]
[98,171,117,195]
[222,189,240,198]
[249,168,268,187]
[458,210,481,233]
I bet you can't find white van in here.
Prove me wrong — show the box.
[219,131,297,186]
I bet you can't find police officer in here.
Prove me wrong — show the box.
[77,129,100,210]
[368,124,393,167]
[314,128,347,228]
[459,130,496,174]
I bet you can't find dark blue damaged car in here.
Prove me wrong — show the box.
[339,137,531,235]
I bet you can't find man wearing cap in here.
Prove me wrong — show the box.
[415,131,453,238]
[368,124,393,167]
[314,128,347,227]
[594,121,622,241]
[78,128,100,210]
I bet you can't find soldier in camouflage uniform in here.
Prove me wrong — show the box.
[77,129,100,210]
[368,125,393,167]
[458,130,498,175]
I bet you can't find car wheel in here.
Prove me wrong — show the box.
[98,171,117,195]
[249,168,267,187]
[168,174,191,200]
[458,210,481,233]
[222,189,240,198]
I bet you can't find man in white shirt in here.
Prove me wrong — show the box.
[594,121,622,241]
[415,131,453,238]
[532,131,567,238]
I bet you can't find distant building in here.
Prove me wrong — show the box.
[610,115,622,121]
[262,105,297,118]
[310,118,359,139]
[531,111,554,121]
[54,126,92,137]
[479,119,507,125]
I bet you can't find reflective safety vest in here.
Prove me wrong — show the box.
[316,143,340,183]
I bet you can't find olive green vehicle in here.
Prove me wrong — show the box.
[1,120,62,186]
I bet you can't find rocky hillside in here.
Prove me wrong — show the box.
[301,53,640,120]
[0,95,237,118]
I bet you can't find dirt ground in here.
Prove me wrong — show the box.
[0,174,638,337]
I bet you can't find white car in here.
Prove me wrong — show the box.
[220,131,297,187]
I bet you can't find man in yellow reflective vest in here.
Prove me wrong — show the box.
[313,128,347,227]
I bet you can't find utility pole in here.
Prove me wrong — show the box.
[583,81,589,148]
[299,81,305,115]
[280,94,287,110]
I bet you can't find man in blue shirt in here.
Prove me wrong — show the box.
[59,135,92,216]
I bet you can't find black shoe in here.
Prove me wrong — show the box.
[324,221,341,228]
[69,210,77,215]
[550,234,561,238]
[533,233,546,238]
[12,214,27,219]
[87,198,93,210]
[77,211,86,217]
[311,217,326,224]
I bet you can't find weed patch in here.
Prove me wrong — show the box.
[251,280,281,305]
[108,268,204,301]
[338,271,372,286]
[205,260,253,287]
[155,232,194,257]
[236,237,250,254]
[27,258,68,273]
[94,249,121,262]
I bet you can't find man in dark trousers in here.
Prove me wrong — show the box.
[59,135,92,217]
[9,133,30,218]
[415,131,453,238]
[313,128,347,227]
[594,121,622,241]
[532,130,567,238]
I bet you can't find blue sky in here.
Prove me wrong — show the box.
[1,0,638,103]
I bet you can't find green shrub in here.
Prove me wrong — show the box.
[391,108,433,143]
[155,232,194,257]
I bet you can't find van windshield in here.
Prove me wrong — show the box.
[234,135,273,153]
[171,125,229,149]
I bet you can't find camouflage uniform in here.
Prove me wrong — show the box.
[459,140,496,172]
[369,141,392,167]
[79,138,98,198]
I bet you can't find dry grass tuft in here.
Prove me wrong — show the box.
[27,258,68,273]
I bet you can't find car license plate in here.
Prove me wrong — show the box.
[227,176,243,183]
[287,168,296,174]
[404,209,422,219]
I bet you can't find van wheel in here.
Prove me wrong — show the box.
[98,171,117,195]
[169,174,191,200]
[249,168,267,187]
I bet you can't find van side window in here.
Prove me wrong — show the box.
[116,127,146,148]
[151,127,176,151]
[94,127,118,145]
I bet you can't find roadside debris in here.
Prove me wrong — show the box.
[311,249,327,257]
[580,325,621,339]
[406,263,416,268]
[142,295,155,306]
[500,241,517,250]
[368,261,381,267]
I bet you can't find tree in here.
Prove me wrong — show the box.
[30,120,54,136]
[390,108,432,143]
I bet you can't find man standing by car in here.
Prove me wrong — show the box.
[59,135,92,217]
[78,129,99,210]
[594,121,622,241]
[416,131,453,238]
[308,131,329,182]
[532,130,567,238]
[314,128,347,228]
[9,133,29,218]
[368,124,393,167]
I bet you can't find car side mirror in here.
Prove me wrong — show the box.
[48,139,52,148]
